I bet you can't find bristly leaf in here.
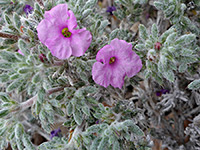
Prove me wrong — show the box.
[15,123,24,139]
[67,102,73,116]
[6,78,24,92]
[18,39,30,56]
[13,13,21,29]
[0,109,9,118]
[0,51,19,62]
[175,34,196,45]
[188,79,200,90]
[37,87,46,104]
[22,134,35,150]
[139,24,148,41]
[73,108,83,125]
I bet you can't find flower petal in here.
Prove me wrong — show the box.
[110,65,125,89]
[70,28,92,57]
[109,38,142,77]
[92,62,111,88]
[124,51,143,77]
[96,45,113,64]
[17,49,24,56]
[46,37,72,59]
[37,19,60,45]
[67,10,77,31]
[110,38,132,52]
[44,4,69,25]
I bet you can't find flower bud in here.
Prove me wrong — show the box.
[154,42,161,50]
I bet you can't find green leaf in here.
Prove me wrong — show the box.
[15,123,24,139]
[135,44,146,51]
[10,73,20,80]
[0,0,10,5]
[175,34,196,45]
[32,72,41,84]
[18,67,30,74]
[6,78,24,92]
[127,123,144,136]
[90,137,101,150]
[0,62,12,70]
[28,84,36,95]
[4,14,12,24]
[67,102,73,116]
[164,32,177,46]
[86,124,101,134]
[154,1,164,10]
[0,109,9,118]
[82,9,92,18]
[139,24,148,41]
[109,28,119,40]
[99,20,109,32]
[145,39,153,49]
[73,108,83,125]
[95,19,101,29]
[35,101,41,115]
[22,134,35,150]
[18,39,30,56]
[188,79,200,90]
[16,138,24,150]
[97,137,108,150]
[0,92,10,102]
[13,13,21,29]
[27,29,35,39]
[37,88,46,104]
[151,24,158,39]
[83,0,97,9]
[0,74,9,83]
[84,86,97,93]
[164,5,175,17]
[160,28,175,44]
[178,63,187,73]
[113,140,120,150]
[82,106,90,116]
[0,51,18,62]
[163,70,175,82]
[98,103,105,111]
[55,92,65,101]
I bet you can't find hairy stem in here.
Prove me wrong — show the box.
[20,86,67,111]
[0,32,18,40]
[36,0,44,7]
[0,32,30,42]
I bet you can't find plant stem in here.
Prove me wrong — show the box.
[0,32,18,40]
[0,32,30,42]
[36,0,44,7]
[20,86,67,111]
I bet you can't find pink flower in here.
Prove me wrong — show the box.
[37,4,92,60]
[92,38,142,89]
[18,49,24,56]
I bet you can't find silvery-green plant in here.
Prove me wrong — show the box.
[0,0,200,150]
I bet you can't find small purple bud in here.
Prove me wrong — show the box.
[156,91,162,97]
[161,89,170,94]
[106,6,116,15]
[156,89,170,96]
[50,128,61,140]
[24,5,33,15]
[96,120,100,124]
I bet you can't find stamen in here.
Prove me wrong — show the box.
[109,57,116,64]
[62,28,72,38]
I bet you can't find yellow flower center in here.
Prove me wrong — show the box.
[109,57,116,64]
[62,27,71,38]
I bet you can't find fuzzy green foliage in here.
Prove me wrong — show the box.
[0,0,199,150]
